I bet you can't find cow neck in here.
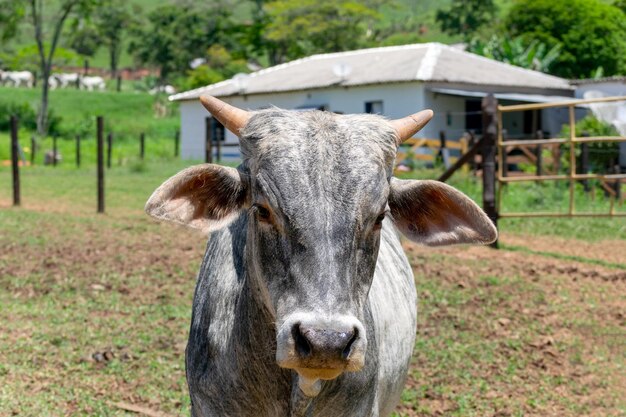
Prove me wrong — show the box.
[240,226,317,414]
[242,238,276,324]
[289,379,316,417]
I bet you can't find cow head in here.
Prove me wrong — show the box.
[146,96,497,396]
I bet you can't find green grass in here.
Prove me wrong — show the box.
[0,86,179,140]
[501,243,626,269]
[1,160,624,416]
[397,169,626,241]
[392,249,625,417]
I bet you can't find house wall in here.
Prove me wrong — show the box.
[423,92,551,140]
[179,83,430,160]
[423,92,466,140]
[178,82,580,160]
[574,81,626,98]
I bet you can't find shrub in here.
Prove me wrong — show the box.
[0,101,37,131]
[559,115,620,172]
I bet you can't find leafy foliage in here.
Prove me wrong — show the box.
[264,0,381,62]
[127,2,232,82]
[0,0,99,135]
[468,35,561,72]
[81,0,140,76]
[182,45,248,90]
[504,0,626,78]
[560,115,620,172]
[0,1,25,42]
[436,0,497,41]
[0,101,37,131]
[68,25,101,57]
[2,44,80,72]
[0,100,62,135]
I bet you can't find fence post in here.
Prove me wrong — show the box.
[438,130,450,167]
[580,131,590,192]
[107,132,112,168]
[174,130,180,157]
[535,130,543,178]
[116,75,122,92]
[614,165,622,203]
[76,134,81,168]
[11,116,20,206]
[216,135,222,163]
[53,135,58,167]
[481,94,498,248]
[205,117,213,163]
[97,116,105,213]
[140,132,145,160]
[460,134,468,173]
[468,130,477,174]
[30,136,36,166]
[501,129,508,177]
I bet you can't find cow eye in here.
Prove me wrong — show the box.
[254,204,271,222]
[374,212,386,228]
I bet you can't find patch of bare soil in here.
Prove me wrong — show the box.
[501,234,626,266]
[1,210,624,416]
[0,217,207,301]
[398,235,625,417]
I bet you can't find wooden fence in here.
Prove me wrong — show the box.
[396,131,469,171]
[6,114,181,213]
[496,95,626,218]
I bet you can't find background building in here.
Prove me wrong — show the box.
[170,42,575,160]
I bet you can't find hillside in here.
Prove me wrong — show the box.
[0,0,473,72]
[0,86,178,140]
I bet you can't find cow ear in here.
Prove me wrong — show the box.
[145,164,248,233]
[388,179,497,246]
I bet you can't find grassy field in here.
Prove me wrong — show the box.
[0,86,178,141]
[1,159,624,416]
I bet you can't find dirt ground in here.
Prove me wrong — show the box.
[0,206,624,416]
[399,240,625,417]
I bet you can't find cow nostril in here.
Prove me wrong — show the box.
[293,323,311,358]
[342,327,359,359]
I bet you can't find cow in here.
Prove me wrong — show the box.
[149,84,176,95]
[145,96,497,417]
[0,70,34,88]
[48,75,59,90]
[79,75,106,91]
[51,72,80,89]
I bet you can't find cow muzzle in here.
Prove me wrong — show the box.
[276,313,367,396]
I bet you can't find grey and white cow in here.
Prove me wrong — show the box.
[146,96,497,417]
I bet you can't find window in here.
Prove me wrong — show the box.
[465,100,482,133]
[210,118,225,141]
[365,101,383,114]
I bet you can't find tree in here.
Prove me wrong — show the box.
[0,1,25,42]
[468,35,561,73]
[128,3,231,83]
[0,0,97,135]
[264,0,381,62]
[185,45,249,89]
[235,0,283,66]
[94,0,137,78]
[436,0,497,41]
[68,24,101,57]
[505,0,626,78]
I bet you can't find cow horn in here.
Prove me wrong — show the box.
[389,110,434,145]
[199,95,251,136]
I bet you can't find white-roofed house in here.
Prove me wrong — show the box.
[169,42,575,160]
